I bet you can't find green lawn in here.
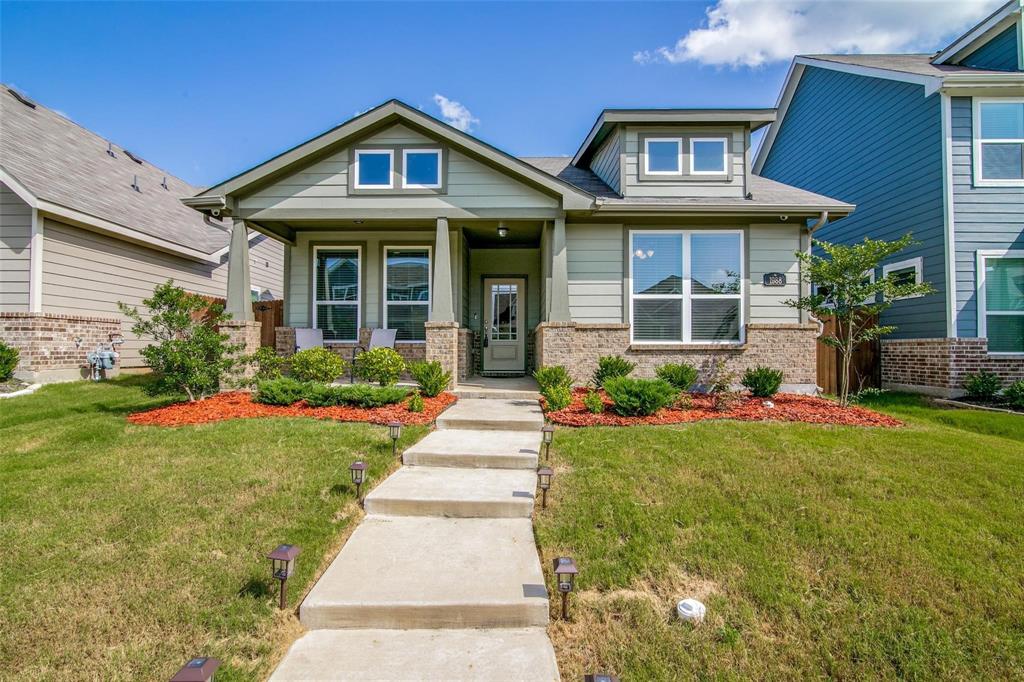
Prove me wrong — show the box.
[535,393,1024,680]
[0,376,425,681]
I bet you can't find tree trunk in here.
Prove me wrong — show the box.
[839,316,855,407]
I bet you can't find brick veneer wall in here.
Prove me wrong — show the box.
[219,320,262,387]
[882,338,1024,397]
[457,328,473,382]
[0,312,122,383]
[535,321,819,390]
[274,327,426,365]
[425,321,459,388]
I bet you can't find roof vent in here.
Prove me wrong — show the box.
[124,150,143,164]
[7,87,36,109]
[161,176,169,190]
[107,142,117,158]
[131,175,141,192]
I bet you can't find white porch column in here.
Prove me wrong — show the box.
[226,218,253,321]
[549,214,571,322]
[430,217,455,322]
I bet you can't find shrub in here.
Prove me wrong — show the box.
[408,360,451,397]
[703,358,737,395]
[1003,380,1024,409]
[290,347,347,384]
[356,347,406,386]
[541,385,572,412]
[714,390,743,413]
[248,346,284,383]
[254,377,306,406]
[0,340,19,382]
[301,383,408,408]
[592,355,635,388]
[656,363,698,391]
[407,390,425,413]
[674,392,693,410]
[603,377,678,417]
[741,366,784,398]
[850,387,887,404]
[534,365,572,392]
[582,390,604,414]
[963,369,1001,400]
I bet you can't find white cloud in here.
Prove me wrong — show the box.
[432,94,479,132]
[637,0,1004,68]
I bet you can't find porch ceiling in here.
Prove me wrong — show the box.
[256,218,544,248]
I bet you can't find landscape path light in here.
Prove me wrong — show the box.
[170,657,221,682]
[537,466,553,509]
[584,675,619,682]
[553,556,578,620]
[268,544,301,610]
[349,460,367,506]
[541,424,554,460]
[387,420,402,458]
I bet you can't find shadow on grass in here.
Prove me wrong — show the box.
[237,577,272,600]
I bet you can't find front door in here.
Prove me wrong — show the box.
[482,277,526,374]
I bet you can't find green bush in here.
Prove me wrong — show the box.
[655,363,698,391]
[290,347,347,384]
[1002,379,1024,409]
[0,340,19,382]
[603,377,678,417]
[302,383,409,408]
[254,377,306,406]
[356,347,406,386]
[704,358,738,395]
[963,370,1001,400]
[582,390,604,414]
[302,383,344,407]
[534,365,572,392]
[408,361,451,397]
[541,384,572,411]
[249,346,284,383]
[592,355,635,388]
[407,391,425,413]
[741,366,784,398]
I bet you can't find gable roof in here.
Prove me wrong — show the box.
[0,85,230,262]
[932,0,1022,66]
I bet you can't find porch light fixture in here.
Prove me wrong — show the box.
[584,675,619,682]
[553,556,578,620]
[497,223,509,239]
[537,466,553,509]
[349,460,367,505]
[387,420,402,458]
[170,657,221,682]
[541,425,554,460]
[267,544,301,610]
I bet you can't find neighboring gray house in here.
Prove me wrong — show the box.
[0,86,284,382]
[755,0,1024,396]
[183,100,853,391]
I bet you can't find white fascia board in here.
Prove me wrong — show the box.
[940,93,958,337]
[932,0,1022,65]
[0,166,38,208]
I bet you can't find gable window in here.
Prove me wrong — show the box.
[402,149,442,188]
[354,149,393,188]
[690,138,728,174]
[974,99,1024,185]
[314,247,360,342]
[882,257,924,300]
[384,246,431,342]
[644,138,682,175]
[977,252,1024,354]
[630,230,743,344]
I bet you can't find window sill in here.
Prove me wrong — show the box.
[987,352,1024,358]
[628,342,746,351]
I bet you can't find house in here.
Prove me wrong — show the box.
[183,100,854,391]
[755,0,1024,397]
[0,86,284,383]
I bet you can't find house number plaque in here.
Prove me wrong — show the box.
[763,272,787,287]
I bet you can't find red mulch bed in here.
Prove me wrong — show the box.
[127,391,457,427]
[546,388,902,428]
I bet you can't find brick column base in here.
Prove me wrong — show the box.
[219,320,262,388]
[456,328,473,382]
[0,312,122,384]
[425,321,460,389]
[275,326,297,357]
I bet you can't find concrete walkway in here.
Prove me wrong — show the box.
[271,398,559,681]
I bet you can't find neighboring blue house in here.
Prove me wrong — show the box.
[755,0,1024,397]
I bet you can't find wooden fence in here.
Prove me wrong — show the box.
[202,298,284,349]
[816,314,881,395]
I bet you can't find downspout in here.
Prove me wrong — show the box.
[804,211,828,336]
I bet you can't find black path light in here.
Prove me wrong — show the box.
[349,460,367,506]
[553,556,579,620]
[537,466,554,509]
[170,657,221,682]
[387,420,402,458]
[541,424,554,460]
[267,544,301,610]
[583,675,619,682]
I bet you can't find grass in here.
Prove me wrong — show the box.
[0,376,426,681]
[535,393,1024,680]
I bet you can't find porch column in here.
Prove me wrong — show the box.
[430,217,455,322]
[226,218,253,321]
[550,214,571,322]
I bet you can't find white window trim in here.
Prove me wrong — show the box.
[813,269,876,307]
[644,137,683,175]
[972,98,1024,187]
[383,245,432,344]
[312,245,361,343]
[689,137,729,175]
[882,257,924,300]
[628,229,745,345]
[401,148,442,189]
[976,249,1024,356]
[353,149,394,189]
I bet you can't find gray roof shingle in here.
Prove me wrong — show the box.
[800,53,1016,77]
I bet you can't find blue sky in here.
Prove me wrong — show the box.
[0,1,1000,187]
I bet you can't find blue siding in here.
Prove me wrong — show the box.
[761,66,947,339]
[950,97,1024,337]
[957,24,1021,72]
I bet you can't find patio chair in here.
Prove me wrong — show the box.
[294,327,324,353]
[349,328,398,383]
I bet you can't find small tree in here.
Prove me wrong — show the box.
[119,281,240,402]
[787,235,934,407]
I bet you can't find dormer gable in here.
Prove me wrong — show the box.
[932,0,1023,72]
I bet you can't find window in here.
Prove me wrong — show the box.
[690,138,728,174]
[882,257,924,300]
[354,149,393,188]
[978,252,1024,354]
[490,283,518,340]
[974,99,1024,185]
[644,138,682,175]
[384,247,431,342]
[630,230,743,343]
[402,149,442,188]
[314,247,360,342]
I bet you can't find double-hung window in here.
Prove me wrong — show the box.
[974,99,1024,185]
[354,149,394,188]
[630,230,743,343]
[978,251,1024,354]
[384,246,431,341]
[314,247,360,342]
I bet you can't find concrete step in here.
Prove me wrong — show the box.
[453,387,542,400]
[436,398,544,432]
[270,627,560,681]
[364,466,537,518]
[301,516,548,629]
[403,429,540,469]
